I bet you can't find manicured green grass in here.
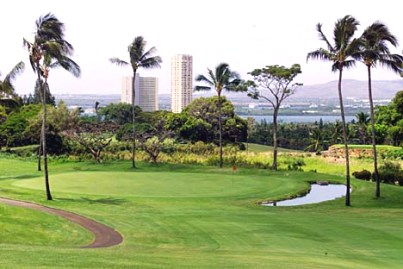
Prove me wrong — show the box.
[1,157,403,268]
[247,143,299,153]
[333,144,402,151]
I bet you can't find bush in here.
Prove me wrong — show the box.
[238,143,246,151]
[352,169,372,181]
[284,158,305,171]
[377,161,402,185]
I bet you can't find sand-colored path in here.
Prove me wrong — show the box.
[0,197,123,248]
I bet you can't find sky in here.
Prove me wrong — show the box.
[1,0,402,95]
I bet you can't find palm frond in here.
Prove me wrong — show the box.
[129,36,146,62]
[1,62,25,98]
[139,56,162,69]
[138,46,158,62]
[359,20,402,73]
[362,22,398,47]
[307,48,334,62]
[335,15,359,51]
[343,59,356,70]
[316,23,334,51]
[377,54,403,74]
[35,13,65,42]
[195,74,214,86]
[109,57,129,66]
[4,62,25,83]
[194,85,211,91]
[55,56,81,77]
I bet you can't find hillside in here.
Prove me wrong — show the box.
[292,79,403,100]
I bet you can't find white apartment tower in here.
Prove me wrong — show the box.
[121,74,158,112]
[171,54,193,113]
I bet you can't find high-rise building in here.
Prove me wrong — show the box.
[171,54,193,113]
[121,74,158,112]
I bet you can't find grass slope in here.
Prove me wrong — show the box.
[1,157,403,268]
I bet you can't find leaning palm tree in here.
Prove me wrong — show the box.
[24,13,79,200]
[110,36,162,168]
[358,22,403,198]
[0,62,25,102]
[195,63,242,168]
[307,15,362,206]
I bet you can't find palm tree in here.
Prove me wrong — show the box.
[195,63,242,168]
[24,13,79,200]
[355,112,370,144]
[358,22,403,198]
[307,15,362,206]
[37,55,81,172]
[110,36,162,168]
[305,128,325,153]
[0,62,25,103]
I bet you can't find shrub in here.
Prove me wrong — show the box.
[284,158,305,171]
[352,169,372,181]
[377,161,402,185]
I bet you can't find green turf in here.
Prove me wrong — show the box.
[332,144,401,150]
[246,143,299,153]
[1,157,403,268]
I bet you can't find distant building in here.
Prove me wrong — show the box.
[121,75,158,112]
[171,54,193,113]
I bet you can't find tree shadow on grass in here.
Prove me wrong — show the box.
[58,197,127,205]
[0,174,41,181]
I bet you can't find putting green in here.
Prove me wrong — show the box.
[13,171,298,197]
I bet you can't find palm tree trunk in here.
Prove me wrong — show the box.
[367,66,380,197]
[272,107,279,170]
[131,71,137,168]
[338,69,350,206]
[40,78,52,200]
[37,134,42,171]
[218,92,223,168]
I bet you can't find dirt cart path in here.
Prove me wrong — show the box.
[0,197,123,248]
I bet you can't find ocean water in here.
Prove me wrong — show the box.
[241,115,355,123]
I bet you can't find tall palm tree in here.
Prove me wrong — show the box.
[0,62,25,102]
[195,63,242,168]
[307,15,362,206]
[110,36,162,168]
[24,13,79,200]
[358,22,403,198]
[37,55,81,171]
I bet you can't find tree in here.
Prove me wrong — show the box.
[0,104,41,149]
[110,36,162,168]
[136,117,175,163]
[194,63,242,168]
[184,96,247,145]
[63,122,117,163]
[393,91,403,115]
[307,15,362,206]
[98,103,141,125]
[244,64,302,170]
[376,91,403,146]
[24,13,80,200]
[358,22,403,198]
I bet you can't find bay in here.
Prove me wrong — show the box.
[240,115,355,123]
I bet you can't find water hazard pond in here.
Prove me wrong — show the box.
[262,183,347,206]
